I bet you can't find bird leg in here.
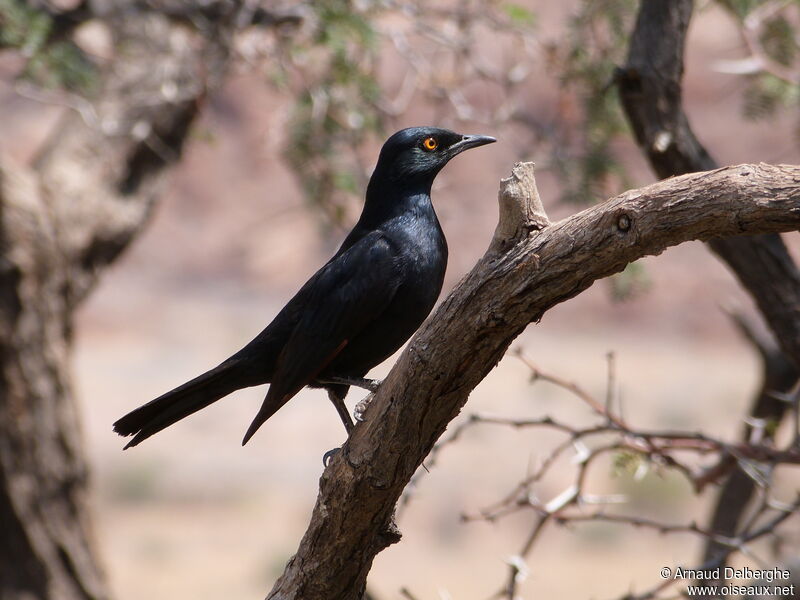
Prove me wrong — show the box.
[320,376,383,423]
[321,380,383,465]
[323,389,353,467]
[328,388,354,434]
[319,375,382,393]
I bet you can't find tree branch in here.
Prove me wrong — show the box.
[616,0,800,577]
[268,162,800,599]
[617,0,800,369]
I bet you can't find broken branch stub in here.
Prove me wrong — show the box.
[489,162,550,254]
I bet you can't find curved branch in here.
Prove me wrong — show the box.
[268,162,800,599]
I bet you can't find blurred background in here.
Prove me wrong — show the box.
[2,0,800,598]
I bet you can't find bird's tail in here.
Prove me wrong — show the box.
[113,358,251,449]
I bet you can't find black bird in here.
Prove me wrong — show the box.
[113,127,496,448]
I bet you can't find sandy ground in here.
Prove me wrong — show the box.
[3,1,800,598]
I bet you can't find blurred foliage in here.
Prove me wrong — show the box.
[546,0,637,206]
[272,0,538,228]
[279,0,385,226]
[546,0,800,301]
[268,0,536,225]
[0,0,537,229]
[614,466,691,511]
[613,451,691,511]
[743,71,799,119]
[760,12,798,66]
[716,1,800,126]
[744,34,800,123]
[547,0,800,196]
[612,449,646,477]
[0,0,96,92]
[545,0,641,299]
[716,0,769,20]
[502,3,537,27]
[609,261,651,302]
[4,0,797,235]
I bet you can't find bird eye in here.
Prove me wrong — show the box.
[422,137,438,151]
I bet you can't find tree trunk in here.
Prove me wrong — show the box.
[616,0,800,570]
[0,12,229,599]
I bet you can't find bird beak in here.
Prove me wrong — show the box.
[449,134,497,155]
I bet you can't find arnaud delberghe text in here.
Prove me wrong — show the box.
[674,567,792,582]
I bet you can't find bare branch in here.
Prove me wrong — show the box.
[465,354,800,600]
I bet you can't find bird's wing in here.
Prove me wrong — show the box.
[241,231,402,443]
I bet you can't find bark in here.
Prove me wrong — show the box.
[616,0,800,570]
[0,13,229,600]
[268,162,800,599]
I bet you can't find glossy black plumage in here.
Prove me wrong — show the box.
[113,127,496,448]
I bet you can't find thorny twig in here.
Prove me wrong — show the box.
[400,348,800,600]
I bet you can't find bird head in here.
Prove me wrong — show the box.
[372,127,496,188]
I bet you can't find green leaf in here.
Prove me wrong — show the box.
[613,450,644,476]
[550,0,638,205]
[760,15,797,67]
[333,169,358,195]
[743,72,799,121]
[609,261,651,302]
[715,0,762,19]
[503,3,536,27]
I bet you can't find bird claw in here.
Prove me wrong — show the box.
[354,393,375,422]
[322,447,341,467]
[364,378,382,393]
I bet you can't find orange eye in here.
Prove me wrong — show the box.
[422,137,438,151]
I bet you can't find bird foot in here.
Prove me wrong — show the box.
[321,376,382,393]
[354,393,375,422]
[365,378,382,393]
